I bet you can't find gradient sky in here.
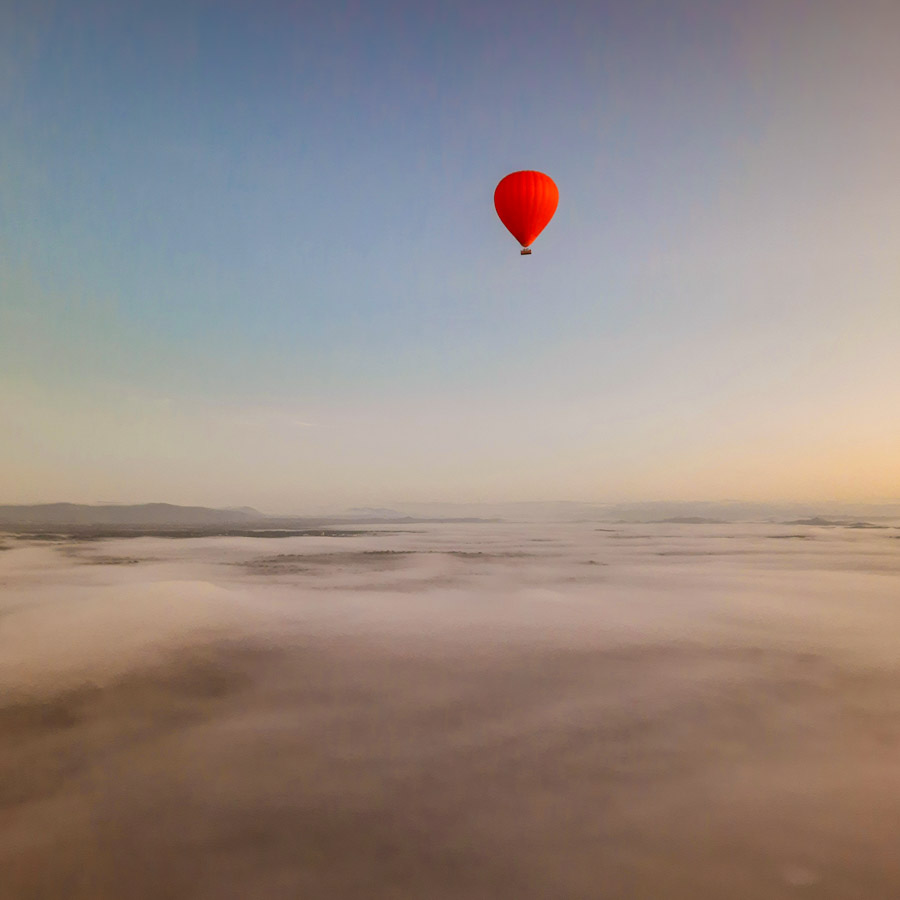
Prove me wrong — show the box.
[2,0,898,512]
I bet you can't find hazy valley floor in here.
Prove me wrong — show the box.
[2,522,900,899]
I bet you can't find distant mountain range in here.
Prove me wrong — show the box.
[2,501,898,531]
[0,503,488,532]
[383,500,900,524]
[344,507,407,519]
[0,503,265,528]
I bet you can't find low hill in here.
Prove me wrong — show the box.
[0,503,265,528]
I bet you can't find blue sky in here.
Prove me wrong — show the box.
[2,0,898,510]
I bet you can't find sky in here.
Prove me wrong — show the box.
[1,0,898,512]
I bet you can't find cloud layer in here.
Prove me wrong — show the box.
[2,522,900,898]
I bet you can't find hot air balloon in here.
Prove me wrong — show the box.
[494,170,558,255]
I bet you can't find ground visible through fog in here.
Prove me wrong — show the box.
[2,522,900,899]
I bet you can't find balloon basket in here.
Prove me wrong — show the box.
[520,248,532,255]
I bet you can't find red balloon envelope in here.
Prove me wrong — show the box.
[494,170,559,254]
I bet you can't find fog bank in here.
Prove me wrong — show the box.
[2,523,899,898]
